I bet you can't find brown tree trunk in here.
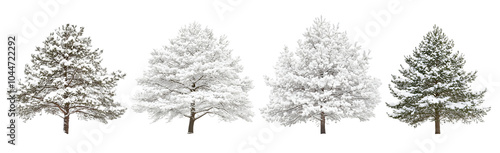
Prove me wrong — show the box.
[320,111,326,134]
[435,110,440,134]
[63,114,69,134]
[63,103,70,134]
[188,103,196,134]
[188,115,195,134]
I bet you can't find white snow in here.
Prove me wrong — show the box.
[419,95,450,104]
[261,17,380,126]
[134,22,254,123]
[446,102,472,109]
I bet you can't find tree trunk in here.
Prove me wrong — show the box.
[435,110,440,134]
[188,116,195,134]
[320,111,326,134]
[188,104,196,134]
[63,103,70,134]
[63,114,69,134]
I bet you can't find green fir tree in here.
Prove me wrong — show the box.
[387,25,490,134]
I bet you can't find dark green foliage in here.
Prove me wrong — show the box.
[387,25,490,132]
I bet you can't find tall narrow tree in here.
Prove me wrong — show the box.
[17,24,126,134]
[133,22,253,134]
[261,17,381,134]
[387,25,490,134]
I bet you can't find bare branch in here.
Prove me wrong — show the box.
[195,112,210,120]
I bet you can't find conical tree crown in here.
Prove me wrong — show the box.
[388,25,490,127]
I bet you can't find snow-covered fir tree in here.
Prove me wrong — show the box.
[261,17,381,134]
[133,22,253,134]
[387,25,490,134]
[17,24,126,134]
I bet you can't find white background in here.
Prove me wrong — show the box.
[1,0,499,153]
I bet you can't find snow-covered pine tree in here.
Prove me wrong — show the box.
[133,22,253,134]
[261,17,381,134]
[17,24,126,134]
[387,25,490,134]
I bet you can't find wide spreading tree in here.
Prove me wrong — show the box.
[18,24,126,134]
[387,25,490,134]
[261,17,381,134]
[133,22,253,134]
